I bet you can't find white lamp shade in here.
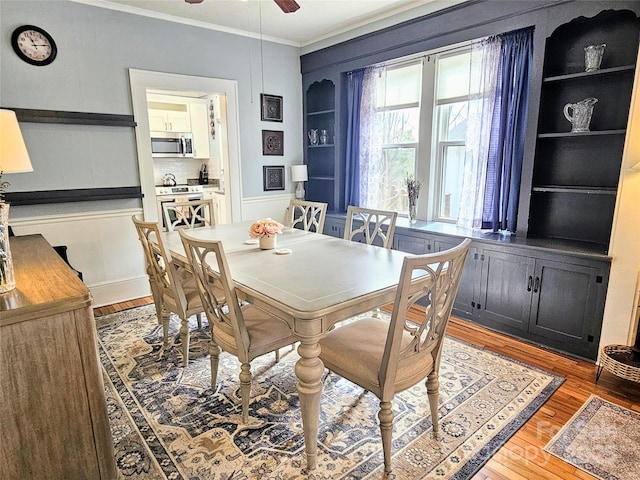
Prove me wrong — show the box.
[0,109,33,174]
[291,164,308,182]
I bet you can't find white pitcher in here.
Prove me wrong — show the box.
[563,97,598,133]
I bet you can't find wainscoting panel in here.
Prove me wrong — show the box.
[241,194,294,224]
[9,208,149,307]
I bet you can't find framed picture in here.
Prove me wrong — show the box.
[263,165,285,191]
[262,130,284,156]
[261,94,283,122]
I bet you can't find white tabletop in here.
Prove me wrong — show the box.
[162,222,409,320]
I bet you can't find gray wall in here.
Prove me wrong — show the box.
[1,0,302,217]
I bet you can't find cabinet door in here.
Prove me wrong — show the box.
[190,101,210,158]
[167,110,191,132]
[217,194,228,224]
[323,216,344,238]
[394,232,433,254]
[435,239,478,318]
[148,109,168,131]
[477,249,534,331]
[528,259,600,352]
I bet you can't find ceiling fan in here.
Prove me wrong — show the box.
[185,0,300,14]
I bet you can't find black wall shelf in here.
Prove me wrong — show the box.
[3,107,136,127]
[543,65,635,83]
[4,187,144,206]
[538,130,626,138]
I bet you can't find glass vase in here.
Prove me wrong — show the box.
[0,202,15,293]
[259,234,277,250]
[409,202,417,224]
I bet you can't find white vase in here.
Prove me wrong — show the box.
[0,202,15,293]
[259,235,276,250]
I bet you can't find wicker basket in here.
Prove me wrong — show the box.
[599,345,640,383]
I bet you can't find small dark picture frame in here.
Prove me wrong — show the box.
[261,94,283,122]
[263,166,285,191]
[262,130,284,156]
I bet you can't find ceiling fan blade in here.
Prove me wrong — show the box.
[274,0,300,14]
[185,0,204,3]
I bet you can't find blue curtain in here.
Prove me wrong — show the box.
[345,69,365,208]
[482,28,533,232]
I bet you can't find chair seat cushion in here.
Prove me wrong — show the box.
[212,304,296,358]
[243,304,297,354]
[318,317,434,394]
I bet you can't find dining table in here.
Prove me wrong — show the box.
[161,221,410,470]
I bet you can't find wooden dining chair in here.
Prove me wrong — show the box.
[287,199,328,233]
[163,199,215,231]
[344,205,398,249]
[179,229,298,424]
[318,238,471,475]
[132,215,206,366]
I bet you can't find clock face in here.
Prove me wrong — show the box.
[11,25,57,66]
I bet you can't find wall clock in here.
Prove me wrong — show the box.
[11,25,57,66]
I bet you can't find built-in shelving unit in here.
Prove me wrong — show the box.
[305,80,336,210]
[528,9,640,251]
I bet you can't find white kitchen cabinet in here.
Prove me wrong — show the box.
[148,107,191,132]
[217,192,227,224]
[203,188,227,224]
[189,100,210,159]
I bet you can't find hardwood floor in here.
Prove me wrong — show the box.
[95,298,640,480]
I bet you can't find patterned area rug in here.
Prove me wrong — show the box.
[545,395,640,480]
[97,304,563,479]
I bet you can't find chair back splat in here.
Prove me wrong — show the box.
[344,206,398,249]
[163,199,215,231]
[318,238,471,475]
[287,199,328,233]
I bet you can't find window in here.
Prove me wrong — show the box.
[433,50,476,221]
[367,61,422,213]
[358,46,477,221]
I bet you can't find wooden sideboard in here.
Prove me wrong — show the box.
[0,235,116,479]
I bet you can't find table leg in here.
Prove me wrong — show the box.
[295,339,324,471]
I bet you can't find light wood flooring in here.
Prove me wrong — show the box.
[95,297,640,480]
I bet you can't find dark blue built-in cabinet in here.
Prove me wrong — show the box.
[303,1,640,361]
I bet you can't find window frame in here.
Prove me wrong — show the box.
[431,47,474,223]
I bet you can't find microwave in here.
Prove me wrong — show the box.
[150,131,194,158]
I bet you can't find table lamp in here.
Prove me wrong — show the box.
[0,109,33,293]
[291,164,308,200]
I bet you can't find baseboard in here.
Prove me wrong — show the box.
[89,276,151,308]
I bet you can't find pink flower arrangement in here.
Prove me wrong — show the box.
[249,218,284,238]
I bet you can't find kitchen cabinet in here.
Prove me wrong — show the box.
[148,107,191,132]
[203,188,227,225]
[189,100,211,159]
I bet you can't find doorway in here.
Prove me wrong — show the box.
[129,69,243,223]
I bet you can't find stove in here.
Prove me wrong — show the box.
[155,184,204,197]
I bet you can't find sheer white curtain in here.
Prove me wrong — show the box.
[457,37,501,229]
[358,66,385,208]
